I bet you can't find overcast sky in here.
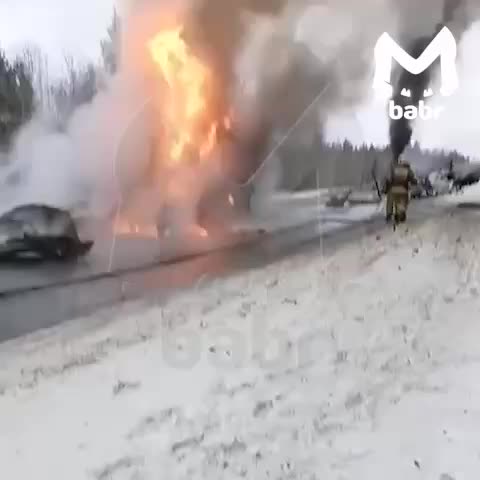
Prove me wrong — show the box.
[0,1,479,159]
[0,0,114,74]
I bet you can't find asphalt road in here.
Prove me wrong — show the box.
[0,197,454,343]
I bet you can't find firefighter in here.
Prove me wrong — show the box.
[384,159,418,223]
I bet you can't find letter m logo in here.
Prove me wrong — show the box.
[373,26,458,99]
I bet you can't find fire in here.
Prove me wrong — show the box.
[114,216,159,239]
[148,27,231,165]
[157,225,208,239]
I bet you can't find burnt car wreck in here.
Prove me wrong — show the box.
[0,204,93,262]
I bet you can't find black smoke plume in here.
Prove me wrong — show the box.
[389,0,467,163]
[443,0,464,23]
[388,32,439,162]
[182,0,287,123]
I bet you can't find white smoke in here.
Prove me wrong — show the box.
[0,72,153,217]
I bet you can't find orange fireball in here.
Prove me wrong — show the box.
[148,27,228,165]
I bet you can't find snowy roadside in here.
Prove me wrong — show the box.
[2,204,480,479]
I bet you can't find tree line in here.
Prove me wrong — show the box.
[0,10,120,149]
[276,138,471,191]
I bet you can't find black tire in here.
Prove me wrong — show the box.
[51,238,76,260]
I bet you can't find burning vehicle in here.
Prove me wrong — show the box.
[410,175,436,199]
[0,204,93,261]
[115,4,301,239]
[114,24,259,239]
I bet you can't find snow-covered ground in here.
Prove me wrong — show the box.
[2,195,480,479]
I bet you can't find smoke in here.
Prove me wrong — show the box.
[1,0,389,226]
[388,33,438,162]
[181,0,288,123]
[0,73,153,220]
[0,0,478,233]
[388,0,475,162]
[444,0,464,22]
[207,1,396,186]
[119,0,401,194]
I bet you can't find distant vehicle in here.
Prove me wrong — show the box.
[0,204,93,261]
[410,175,435,199]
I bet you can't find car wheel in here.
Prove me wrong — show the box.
[54,238,78,260]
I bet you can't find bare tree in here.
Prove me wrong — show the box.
[49,54,98,124]
[20,45,51,111]
[0,49,34,147]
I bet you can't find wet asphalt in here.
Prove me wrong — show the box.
[0,198,455,343]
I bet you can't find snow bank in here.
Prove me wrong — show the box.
[2,207,480,479]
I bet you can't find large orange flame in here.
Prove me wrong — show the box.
[148,27,230,165]
[113,27,235,239]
